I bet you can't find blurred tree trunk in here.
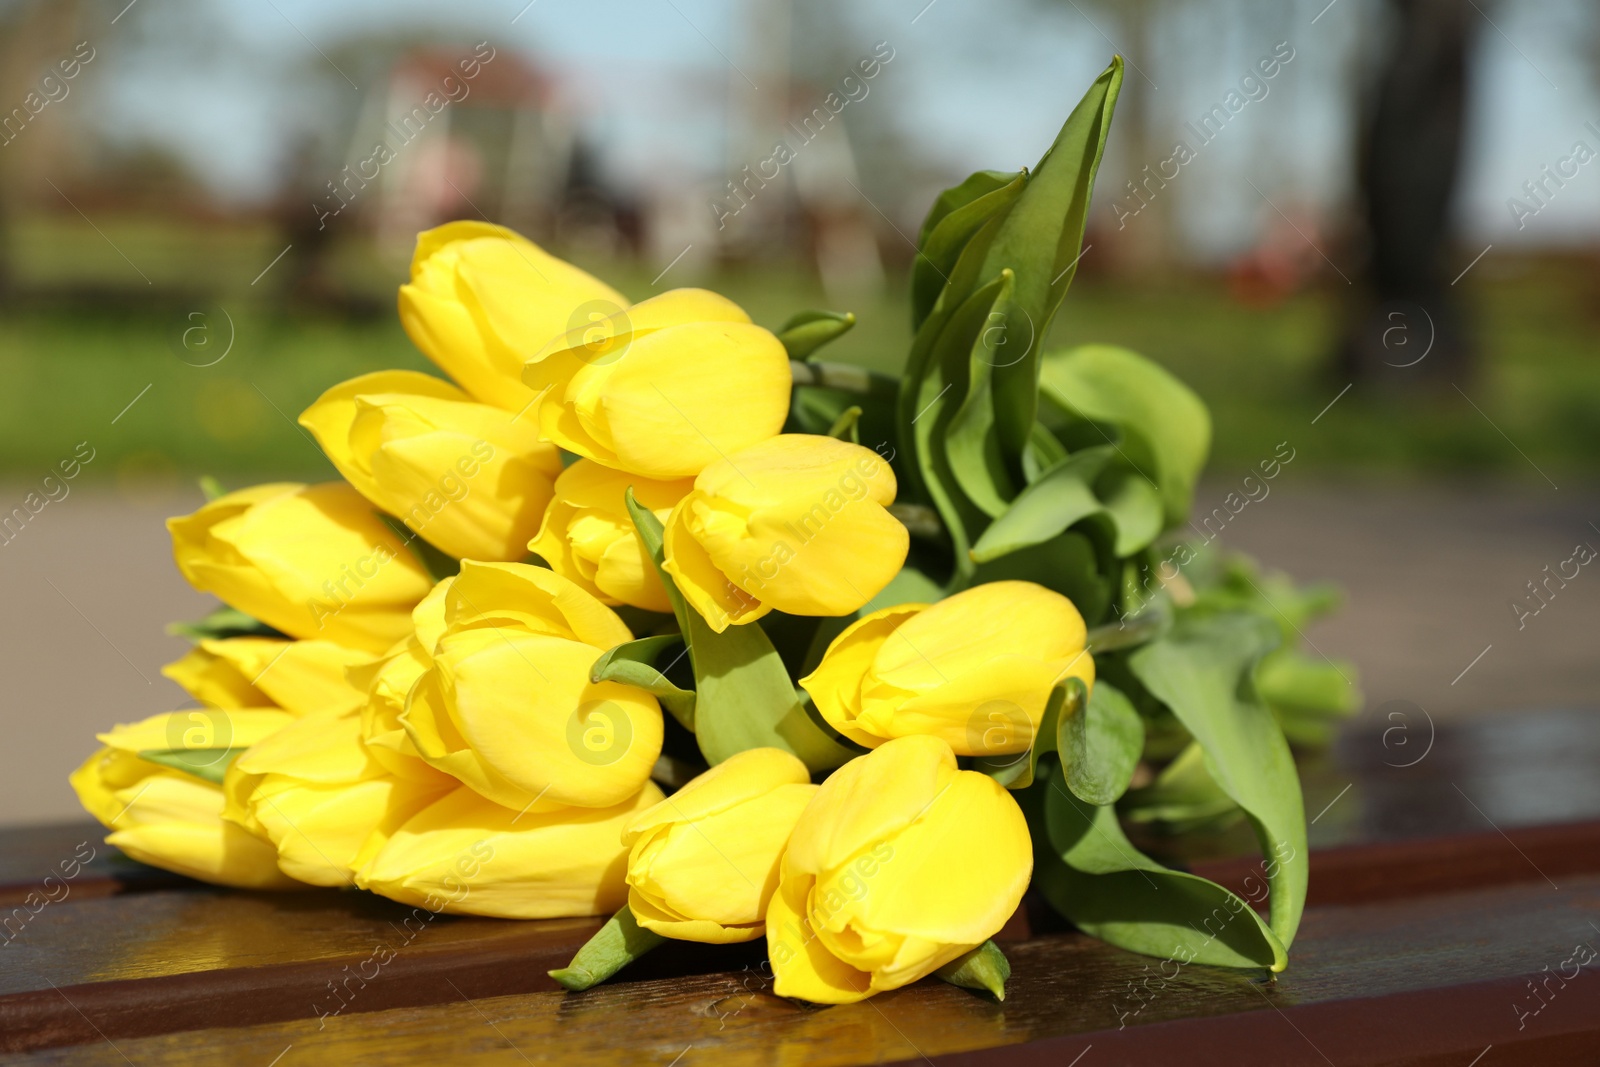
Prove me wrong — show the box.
[1341,0,1477,386]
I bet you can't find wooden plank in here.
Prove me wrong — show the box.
[0,824,186,907]
[5,707,1596,1057]
[1193,818,1600,906]
[0,886,779,1054]
[5,876,1598,1065]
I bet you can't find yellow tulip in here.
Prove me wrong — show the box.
[766,734,1032,1004]
[802,581,1095,755]
[168,482,434,654]
[521,288,792,479]
[662,435,907,631]
[528,459,692,613]
[622,748,817,944]
[399,221,628,411]
[299,370,564,562]
[160,643,268,709]
[163,637,373,717]
[356,781,664,919]
[70,710,299,890]
[225,710,454,887]
[403,561,663,811]
[359,578,453,780]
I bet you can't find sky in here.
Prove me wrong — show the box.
[83,0,1600,258]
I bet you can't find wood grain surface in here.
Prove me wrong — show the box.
[4,876,1598,1065]
[2,708,1597,1064]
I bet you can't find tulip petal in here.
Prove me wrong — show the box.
[427,628,662,809]
[599,323,791,479]
[357,782,662,919]
[766,864,873,1004]
[828,769,1032,949]
[623,747,810,839]
[784,734,957,879]
[446,561,633,650]
[800,606,924,749]
[661,495,769,632]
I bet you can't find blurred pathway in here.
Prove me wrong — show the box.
[1,481,1596,827]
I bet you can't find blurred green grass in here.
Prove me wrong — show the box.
[4,216,1597,489]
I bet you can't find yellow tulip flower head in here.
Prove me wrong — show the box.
[70,710,300,890]
[356,781,663,919]
[359,578,454,781]
[163,637,374,717]
[802,580,1095,756]
[622,748,818,944]
[521,288,792,479]
[661,435,908,631]
[766,734,1033,1004]
[402,561,664,811]
[225,710,454,887]
[168,482,434,654]
[399,221,628,411]
[527,459,693,614]
[300,370,564,563]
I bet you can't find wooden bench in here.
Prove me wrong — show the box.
[4,708,1598,1065]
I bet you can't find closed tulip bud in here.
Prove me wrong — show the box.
[168,483,434,654]
[521,288,792,479]
[299,370,564,562]
[163,637,374,717]
[802,581,1095,755]
[622,748,817,944]
[767,735,1032,1004]
[662,435,907,631]
[528,459,693,613]
[356,781,664,919]
[359,579,453,780]
[226,710,454,887]
[399,222,627,411]
[403,562,663,811]
[70,710,300,890]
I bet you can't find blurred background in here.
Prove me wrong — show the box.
[3,0,1598,825]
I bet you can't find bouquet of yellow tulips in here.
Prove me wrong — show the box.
[70,56,1358,1004]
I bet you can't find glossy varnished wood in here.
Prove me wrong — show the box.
[3,708,1598,1062]
[5,876,1598,1065]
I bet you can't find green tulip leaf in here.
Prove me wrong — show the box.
[935,939,1011,1001]
[138,747,248,786]
[901,271,1022,587]
[625,491,859,772]
[1083,605,1171,656]
[911,170,1026,331]
[1256,649,1361,717]
[1061,679,1144,805]
[1128,613,1308,952]
[943,269,1020,517]
[825,405,863,442]
[1027,760,1288,971]
[971,529,1116,627]
[968,446,1115,562]
[1038,344,1211,529]
[166,606,285,643]
[1121,739,1243,834]
[1097,468,1165,557]
[549,905,666,992]
[982,57,1122,471]
[1023,421,1069,480]
[197,475,227,502]
[972,674,1085,790]
[591,635,696,732]
[776,309,856,361]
